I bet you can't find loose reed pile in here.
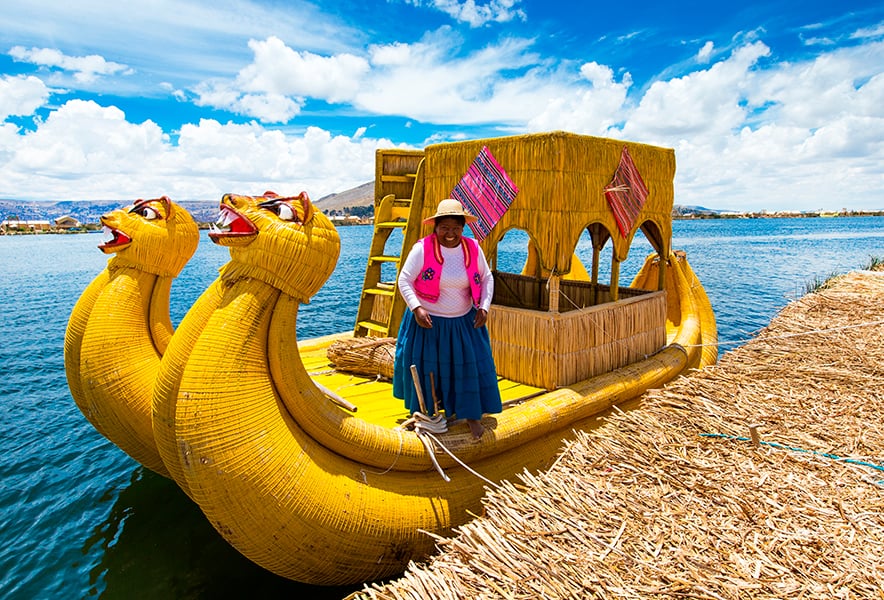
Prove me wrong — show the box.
[327,337,397,380]
[354,269,884,599]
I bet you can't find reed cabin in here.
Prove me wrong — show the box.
[355,131,674,390]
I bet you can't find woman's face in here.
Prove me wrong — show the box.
[434,216,464,248]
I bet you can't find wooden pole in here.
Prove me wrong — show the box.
[410,364,428,414]
[429,371,441,414]
[748,423,761,448]
[314,382,358,413]
[657,253,666,291]
[610,258,620,302]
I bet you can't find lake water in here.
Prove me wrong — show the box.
[1,216,882,598]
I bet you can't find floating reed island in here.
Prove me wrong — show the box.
[354,268,884,599]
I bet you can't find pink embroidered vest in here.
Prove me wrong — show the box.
[413,234,482,307]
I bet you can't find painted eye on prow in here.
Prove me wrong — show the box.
[277,203,297,222]
[131,205,160,220]
[259,199,301,223]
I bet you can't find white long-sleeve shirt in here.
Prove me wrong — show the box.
[397,240,494,317]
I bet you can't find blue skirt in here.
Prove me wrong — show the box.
[392,308,502,420]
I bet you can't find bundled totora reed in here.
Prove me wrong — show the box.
[327,337,397,380]
[353,268,884,599]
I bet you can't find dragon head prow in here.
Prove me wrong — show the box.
[99,196,199,277]
[210,191,341,302]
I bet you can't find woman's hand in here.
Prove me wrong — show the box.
[414,306,433,328]
[473,308,487,328]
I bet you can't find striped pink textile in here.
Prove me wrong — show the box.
[604,146,649,237]
[450,146,519,242]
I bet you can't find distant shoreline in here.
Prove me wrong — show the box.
[2,210,883,236]
[673,210,884,219]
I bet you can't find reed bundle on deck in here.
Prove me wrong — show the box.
[355,269,884,599]
[327,337,396,380]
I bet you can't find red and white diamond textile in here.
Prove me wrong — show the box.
[604,146,649,238]
[450,146,519,242]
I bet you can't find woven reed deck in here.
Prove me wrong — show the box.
[301,337,547,428]
[352,269,884,599]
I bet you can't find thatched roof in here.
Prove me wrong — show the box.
[353,268,884,599]
[422,131,676,274]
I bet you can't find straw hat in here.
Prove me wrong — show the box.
[422,199,478,224]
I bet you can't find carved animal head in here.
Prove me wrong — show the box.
[208,191,340,301]
[99,196,200,277]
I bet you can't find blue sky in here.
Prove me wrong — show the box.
[1,0,882,211]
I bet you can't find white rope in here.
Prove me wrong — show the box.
[411,411,449,434]
[395,412,500,487]
[359,427,406,482]
[417,431,450,482]
[420,431,501,489]
[361,412,449,481]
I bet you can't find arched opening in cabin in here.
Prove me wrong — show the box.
[574,220,662,292]
[483,218,669,390]
[491,227,531,275]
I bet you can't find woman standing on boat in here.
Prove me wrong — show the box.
[393,199,502,440]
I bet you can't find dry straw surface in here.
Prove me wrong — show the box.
[355,269,884,599]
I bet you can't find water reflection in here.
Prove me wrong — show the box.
[84,468,360,599]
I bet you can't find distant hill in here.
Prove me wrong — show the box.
[0,183,376,225]
[313,181,374,213]
[0,198,219,225]
[16,193,872,225]
[673,204,719,216]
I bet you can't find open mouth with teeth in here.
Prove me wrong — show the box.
[209,204,258,246]
[98,226,132,253]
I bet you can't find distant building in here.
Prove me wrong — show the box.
[54,215,81,230]
[0,219,51,233]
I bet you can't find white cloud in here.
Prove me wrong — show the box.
[355,32,552,123]
[636,40,884,211]
[623,41,772,141]
[698,41,714,62]
[2,99,167,178]
[802,36,836,47]
[9,46,132,83]
[0,74,50,120]
[0,98,402,201]
[851,23,884,40]
[172,121,398,197]
[526,62,632,135]
[195,31,566,124]
[2,7,884,213]
[750,44,884,127]
[234,93,303,124]
[193,77,304,123]
[193,36,369,122]
[238,37,370,101]
[0,1,361,76]
[405,0,527,27]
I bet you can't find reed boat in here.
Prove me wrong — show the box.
[64,196,199,476]
[68,131,717,586]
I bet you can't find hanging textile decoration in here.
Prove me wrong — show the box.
[604,146,649,238]
[450,146,519,242]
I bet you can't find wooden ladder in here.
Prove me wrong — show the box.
[354,149,426,338]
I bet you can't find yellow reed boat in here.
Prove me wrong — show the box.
[68,131,717,586]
